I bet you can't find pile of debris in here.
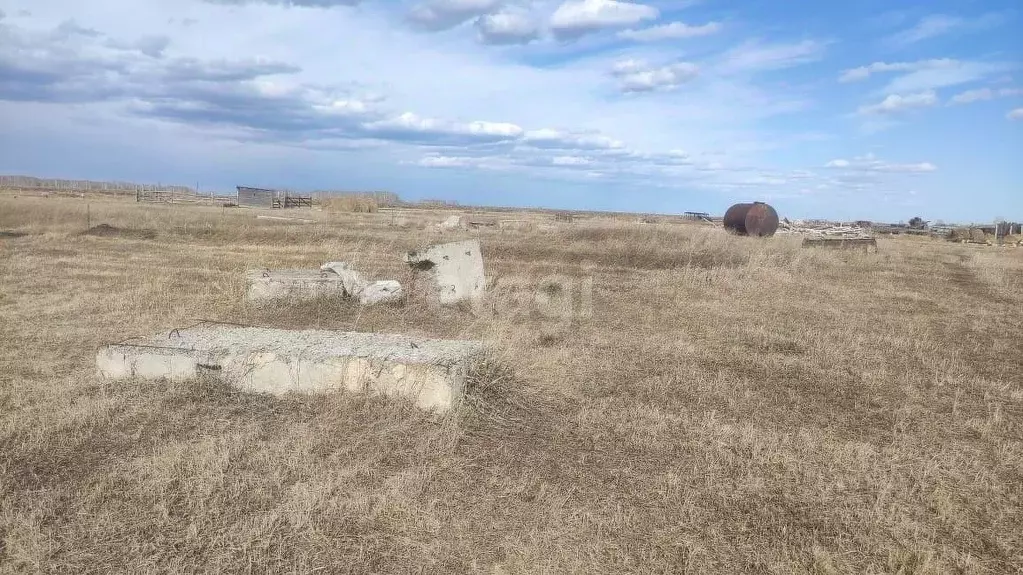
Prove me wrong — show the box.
[246,264,403,305]
[777,219,873,239]
[98,238,492,413]
[246,238,486,308]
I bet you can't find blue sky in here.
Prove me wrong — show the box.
[0,0,1020,222]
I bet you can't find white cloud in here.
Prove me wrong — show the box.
[889,14,962,44]
[617,21,721,42]
[887,13,1006,46]
[949,87,1023,104]
[415,154,499,168]
[407,0,499,31]
[838,59,1012,95]
[1008,108,1023,121]
[839,59,957,82]
[474,7,539,44]
[551,155,593,166]
[549,0,658,40]
[417,155,468,167]
[522,128,624,150]
[203,0,362,6]
[858,91,938,115]
[1,0,981,212]
[885,64,1012,95]
[719,39,825,73]
[825,153,937,173]
[610,59,699,92]
[363,112,524,144]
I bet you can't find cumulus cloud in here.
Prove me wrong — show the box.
[617,21,721,42]
[407,0,500,31]
[610,59,699,93]
[858,91,938,115]
[949,87,1023,104]
[474,7,540,45]
[825,153,936,173]
[1008,108,1023,121]
[1,0,972,206]
[549,0,658,41]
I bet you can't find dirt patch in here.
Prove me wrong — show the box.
[79,224,157,240]
[0,231,28,238]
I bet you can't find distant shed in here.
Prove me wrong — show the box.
[237,186,277,208]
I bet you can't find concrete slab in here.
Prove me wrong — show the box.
[405,238,486,305]
[247,265,401,305]
[246,269,348,303]
[97,324,483,411]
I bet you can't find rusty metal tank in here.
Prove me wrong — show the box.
[723,202,779,237]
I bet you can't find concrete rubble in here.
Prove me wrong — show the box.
[405,238,486,305]
[247,261,403,305]
[245,269,348,302]
[777,219,873,239]
[359,280,403,305]
[319,261,366,295]
[437,215,464,230]
[96,323,483,412]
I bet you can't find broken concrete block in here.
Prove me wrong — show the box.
[405,238,486,305]
[319,261,368,295]
[247,263,402,306]
[359,280,403,305]
[97,324,483,412]
[437,215,464,230]
[246,269,348,303]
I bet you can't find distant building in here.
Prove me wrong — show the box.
[237,186,276,208]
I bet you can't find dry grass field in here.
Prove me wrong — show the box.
[1,195,1021,574]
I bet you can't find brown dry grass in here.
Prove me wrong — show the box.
[321,195,380,214]
[1,195,1021,574]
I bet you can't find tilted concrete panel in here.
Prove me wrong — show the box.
[405,238,486,305]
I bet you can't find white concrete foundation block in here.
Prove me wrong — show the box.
[97,325,483,412]
[405,238,486,305]
[359,280,403,305]
[319,261,367,295]
[246,269,350,303]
